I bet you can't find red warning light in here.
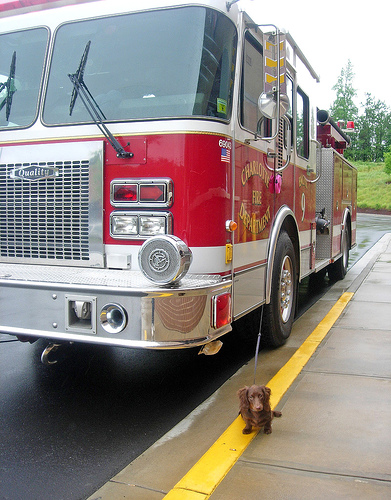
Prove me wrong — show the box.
[140,184,165,202]
[113,184,137,202]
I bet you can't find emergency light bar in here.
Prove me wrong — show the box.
[0,0,91,12]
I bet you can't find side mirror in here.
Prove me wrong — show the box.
[258,91,290,119]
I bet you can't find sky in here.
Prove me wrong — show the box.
[3,0,388,112]
[240,0,390,111]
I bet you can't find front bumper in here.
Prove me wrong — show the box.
[0,263,232,349]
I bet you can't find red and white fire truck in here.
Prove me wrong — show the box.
[0,0,356,359]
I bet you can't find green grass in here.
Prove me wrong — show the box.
[352,161,391,211]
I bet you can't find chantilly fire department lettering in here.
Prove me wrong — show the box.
[252,190,262,205]
[241,160,270,187]
[239,203,271,234]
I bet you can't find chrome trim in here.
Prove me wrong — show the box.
[0,141,104,267]
[138,235,192,284]
[1,326,231,351]
[342,207,351,233]
[99,303,128,334]
[0,262,232,350]
[0,262,225,293]
[285,32,320,83]
[110,211,172,240]
[211,291,232,329]
[110,178,173,208]
[65,294,97,334]
[234,261,266,276]
[10,165,59,181]
[276,115,292,172]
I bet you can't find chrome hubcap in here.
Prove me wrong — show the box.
[279,255,293,323]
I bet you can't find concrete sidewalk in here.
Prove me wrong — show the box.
[89,232,391,500]
[210,232,391,499]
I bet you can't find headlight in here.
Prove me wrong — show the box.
[139,215,166,236]
[138,235,192,284]
[111,214,138,236]
[110,212,172,239]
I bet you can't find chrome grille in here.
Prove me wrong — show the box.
[0,160,89,260]
[0,141,104,267]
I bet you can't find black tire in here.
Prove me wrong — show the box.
[328,225,349,282]
[262,231,297,347]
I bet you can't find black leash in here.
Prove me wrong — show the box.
[253,306,264,385]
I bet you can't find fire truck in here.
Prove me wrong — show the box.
[0,0,356,361]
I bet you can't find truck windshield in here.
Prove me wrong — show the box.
[0,28,47,129]
[43,6,237,124]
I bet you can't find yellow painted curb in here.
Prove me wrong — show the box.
[163,292,354,499]
[163,489,209,500]
[268,292,354,406]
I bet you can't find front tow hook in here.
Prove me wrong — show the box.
[41,342,66,366]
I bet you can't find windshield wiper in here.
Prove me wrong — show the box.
[68,41,133,159]
[0,51,17,121]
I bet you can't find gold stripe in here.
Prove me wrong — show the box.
[0,129,232,146]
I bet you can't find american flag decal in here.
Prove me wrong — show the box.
[221,147,230,163]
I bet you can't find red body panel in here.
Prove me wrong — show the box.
[104,133,318,259]
[104,133,233,248]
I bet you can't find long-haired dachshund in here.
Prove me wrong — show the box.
[238,385,282,434]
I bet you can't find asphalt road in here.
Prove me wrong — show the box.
[0,213,390,500]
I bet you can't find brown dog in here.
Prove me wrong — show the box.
[238,385,282,434]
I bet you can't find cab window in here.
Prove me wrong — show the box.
[241,33,263,133]
[0,28,48,129]
[43,7,237,124]
[296,87,309,158]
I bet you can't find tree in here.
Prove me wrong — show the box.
[384,146,391,175]
[330,60,358,124]
[356,93,391,162]
[329,61,391,162]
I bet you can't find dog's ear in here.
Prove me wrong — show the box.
[263,386,271,411]
[237,386,249,408]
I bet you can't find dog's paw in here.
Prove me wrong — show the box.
[273,410,282,418]
[264,427,272,434]
[242,428,252,434]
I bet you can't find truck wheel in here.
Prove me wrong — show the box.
[328,225,349,282]
[262,231,297,347]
